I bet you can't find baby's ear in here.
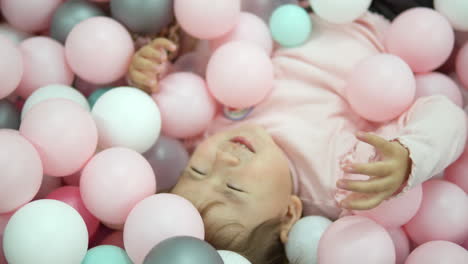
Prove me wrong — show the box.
[280,195,303,244]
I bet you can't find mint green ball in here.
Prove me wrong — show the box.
[269,4,312,47]
[88,88,112,109]
[82,245,132,264]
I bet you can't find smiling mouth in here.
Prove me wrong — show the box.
[230,137,255,153]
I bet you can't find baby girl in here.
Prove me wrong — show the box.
[128,3,466,264]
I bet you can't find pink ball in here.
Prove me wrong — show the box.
[1,0,62,33]
[345,54,416,122]
[354,185,422,228]
[0,213,13,235]
[65,17,134,85]
[211,12,273,55]
[0,130,43,214]
[63,171,82,187]
[385,8,454,73]
[445,143,468,193]
[153,72,216,138]
[406,241,468,264]
[405,179,468,245]
[456,42,468,89]
[34,175,63,199]
[387,228,410,264]
[0,36,23,99]
[463,238,468,250]
[415,72,463,107]
[80,148,156,226]
[318,216,395,264]
[46,186,100,238]
[100,231,124,248]
[16,37,75,99]
[207,41,274,108]
[124,194,204,264]
[0,235,5,264]
[175,0,241,39]
[20,99,98,177]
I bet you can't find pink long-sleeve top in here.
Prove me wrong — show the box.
[193,12,467,219]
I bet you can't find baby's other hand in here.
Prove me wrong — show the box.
[128,38,177,93]
[337,132,411,210]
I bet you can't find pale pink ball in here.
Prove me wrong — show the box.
[445,144,468,193]
[80,148,156,226]
[16,37,75,99]
[65,17,134,85]
[405,179,468,245]
[154,72,216,139]
[406,241,468,264]
[0,35,23,100]
[318,216,395,264]
[1,0,62,33]
[456,42,468,89]
[124,194,204,264]
[387,228,410,264]
[211,12,273,55]
[354,185,422,228]
[0,130,43,214]
[20,99,98,177]
[385,8,455,73]
[175,0,241,39]
[345,54,416,122]
[415,72,463,107]
[207,41,274,108]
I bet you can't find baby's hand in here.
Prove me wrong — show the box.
[337,132,411,210]
[128,38,177,93]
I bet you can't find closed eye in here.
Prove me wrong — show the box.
[227,184,245,193]
[191,167,206,175]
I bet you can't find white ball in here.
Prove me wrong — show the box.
[218,250,252,264]
[286,216,332,264]
[91,87,161,153]
[309,0,372,24]
[22,84,90,120]
[435,0,468,31]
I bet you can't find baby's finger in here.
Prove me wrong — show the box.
[133,57,156,72]
[356,132,394,157]
[340,191,390,210]
[140,46,162,61]
[151,38,177,52]
[342,161,393,177]
[129,68,154,90]
[337,175,394,193]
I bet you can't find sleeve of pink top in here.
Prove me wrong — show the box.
[375,95,467,195]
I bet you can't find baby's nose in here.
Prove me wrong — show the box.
[216,150,240,166]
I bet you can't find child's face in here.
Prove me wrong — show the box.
[171,124,294,247]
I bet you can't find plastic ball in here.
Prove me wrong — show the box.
[385,8,455,73]
[405,180,468,245]
[92,87,161,153]
[80,147,156,226]
[456,42,468,89]
[386,228,410,264]
[0,99,20,129]
[88,88,112,109]
[435,0,468,31]
[406,240,468,264]
[445,143,468,193]
[0,23,31,44]
[82,245,132,264]
[269,4,312,47]
[22,84,90,120]
[309,0,372,24]
[65,17,134,85]
[0,130,43,214]
[0,36,23,100]
[20,99,98,177]
[415,72,463,107]
[217,250,251,264]
[207,41,274,108]
[241,0,298,23]
[175,0,241,39]
[345,54,416,122]
[100,231,124,248]
[1,0,62,33]
[34,175,63,200]
[2,200,88,264]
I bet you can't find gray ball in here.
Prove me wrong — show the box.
[50,0,105,43]
[110,0,174,34]
[0,99,20,129]
[143,236,224,264]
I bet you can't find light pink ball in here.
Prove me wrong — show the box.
[318,216,395,264]
[175,0,241,39]
[406,241,468,264]
[415,72,463,107]
[154,72,216,139]
[445,144,468,193]
[65,17,134,85]
[207,41,274,108]
[405,179,468,245]
[20,99,98,177]
[354,185,422,228]
[211,12,273,55]
[0,130,43,214]
[16,37,74,99]
[385,8,455,73]
[1,0,62,33]
[80,148,156,226]
[124,194,204,264]
[456,42,468,89]
[345,54,416,122]
[387,228,410,264]
[0,36,23,99]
